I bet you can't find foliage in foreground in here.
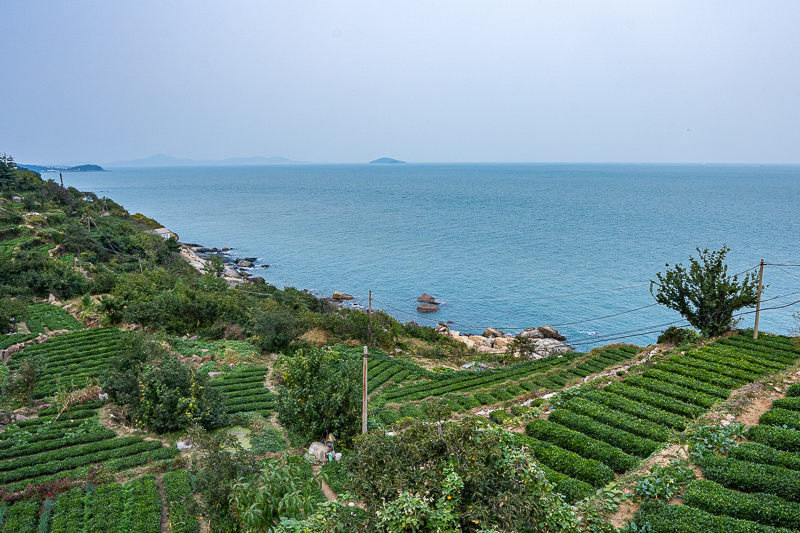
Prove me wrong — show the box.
[343,417,579,533]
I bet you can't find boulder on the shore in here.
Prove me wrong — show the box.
[237,260,254,268]
[538,326,566,341]
[417,302,440,313]
[482,327,506,338]
[244,257,257,262]
[247,277,265,284]
[518,327,544,339]
[332,292,355,301]
[417,293,437,303]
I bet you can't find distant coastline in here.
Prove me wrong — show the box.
[21,164,106,173]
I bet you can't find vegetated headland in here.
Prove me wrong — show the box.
[0,154,798,532]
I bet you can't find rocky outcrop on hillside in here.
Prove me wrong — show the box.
[434,324,573,357]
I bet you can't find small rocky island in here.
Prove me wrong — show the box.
[369,157,405,164]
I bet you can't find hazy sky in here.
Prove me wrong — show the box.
[2,1,799,164]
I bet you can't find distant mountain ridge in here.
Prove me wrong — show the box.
[21,163,106,173]
[106,154,302,167]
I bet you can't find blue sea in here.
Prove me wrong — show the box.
[63,164,800,348]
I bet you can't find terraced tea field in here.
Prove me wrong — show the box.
[0,402,177,495]
[206,365,277,418]
[21,303,84,335]
[372,345,640,424]
[517,333,799,510]
[635,379,800,532]
[0,470,198,533]
[7,327,120,398]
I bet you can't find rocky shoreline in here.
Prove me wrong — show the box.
[178,243,574,358]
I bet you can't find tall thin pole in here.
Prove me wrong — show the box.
[368,290,372,341]
[754,259,764,339]
[362,346,368,434]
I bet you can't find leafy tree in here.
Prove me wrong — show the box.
[0,153,16,189]
[102,331,227,432]
[344,417,579,532]
[276,347,362,443]
[650,246,760,337]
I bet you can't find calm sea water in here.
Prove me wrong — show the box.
[63,164,800,348]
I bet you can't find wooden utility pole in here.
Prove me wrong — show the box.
[368,290,372,341]
[362,345,368,434]
[754,259,765,339]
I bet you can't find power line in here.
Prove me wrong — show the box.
[552,303,660,328]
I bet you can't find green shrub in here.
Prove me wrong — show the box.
[163,470,200,533]
[1,499,39,533]
[250,425,287,454]
[699,455,800,502]
[624,375,720,408]
[525,418,639,472]
[604,382,704,418]
[276,347,362,443]
[506,433,615,487]
[344,417,578,533]
[582,389,689,430]
[548,409,662,457]
[747,424,800,452]
[562,398,673,442]
[320,459,352,495]
[51,487,85,533]
[787,383,800,397]
[474,392,496,405]
[684,479,800,530]
[85,483,124,533]
[728,442,800,471]
[537,465,594,503]
[657,326,701,346]
[759,408,800,430]
[634,500,791,533]
[398,404,421,419]
[771,397,800,412]
[119,474,161,533]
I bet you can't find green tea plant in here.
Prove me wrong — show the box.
[686,423,746,460]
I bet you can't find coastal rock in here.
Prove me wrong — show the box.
[417,303,440,313]
[244,257,257,263]
[248,277,265,284]
[482,327,506,338]
[468,335,490,347]
[407,321,419,327]
[332,292,355,301]
[237,260,254,268]
[308,442,329,464]
[494,337,513,350]
[417,293,437,303]
[261,264,270,268]
[222,247,230,251]
[518,328,544,339]
[538,326,566,341]
[528,338,573,358]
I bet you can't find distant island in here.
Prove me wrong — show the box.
[369,157,405,164]
[106,154,302,167]
[21,164,106,173]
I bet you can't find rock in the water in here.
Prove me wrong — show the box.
[417,293,437,303]
[308,442,329,464]
[244,257,257,263]
[417,302,440,313]
[237,260,254,268]
[332,292,355,301]
[538,326,566,341]
[261,264,270,268]
[518,328,544,339]
[222,247,230,251]
[482,327,505,338]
